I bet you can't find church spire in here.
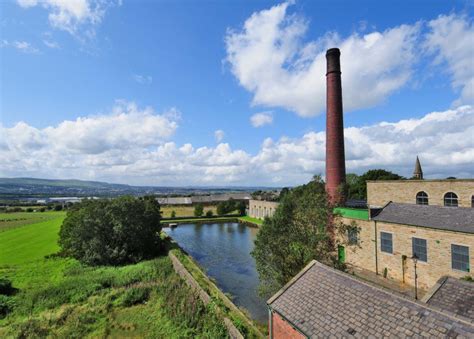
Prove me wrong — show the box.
[413,156,423,180]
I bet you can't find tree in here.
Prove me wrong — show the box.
[59,196,162,266]
[216,202,227,216]
[205,210,213,217]
[236,201,246,216]
[251,176,352,297]
[345,169,404,200]
[194,204,204,217]
[54,204,63,211]
[170,210,176,218]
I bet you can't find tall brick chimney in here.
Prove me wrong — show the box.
[325,48,346,205]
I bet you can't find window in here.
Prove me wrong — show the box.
[416,191,429,205]
[452,244,470,272]
[412,238,427,262]
[348,228,358,245]
[380,232,393,254]
[444,192,458,207]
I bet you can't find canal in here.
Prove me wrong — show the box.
[165,222,267,323]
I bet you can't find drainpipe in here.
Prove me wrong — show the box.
[268,307,273,339]
[374,220,378,275]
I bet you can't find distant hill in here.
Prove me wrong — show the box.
[0,177,278,199]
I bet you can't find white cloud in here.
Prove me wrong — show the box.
[425,13,474,105]
[16,0,117,38]
[250,111,273,127]
[43,39,59,48]
[1,104,472,186]
[133,74,153,85]
[214,129,225,142]
[225,1,421,117]
[1,40,39,53]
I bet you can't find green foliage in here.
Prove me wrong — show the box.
[193,203,204,217]
[54,205,63,211]
[236,201,246,216]
[252,176,336,296]
[346,169,404,200]
[0,295,14,318]
[205,210,213,217]
[120,287,151,307]
[26,208,34,213]
[216,199,237,215]
[170,210,176,218]
[59,196,163,266]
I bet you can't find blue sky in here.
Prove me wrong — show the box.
[1,0,473,186]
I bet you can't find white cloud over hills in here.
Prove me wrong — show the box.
[1,104,472,186]
[225,2,473,117]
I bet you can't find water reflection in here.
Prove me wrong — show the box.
[165,222,267,323]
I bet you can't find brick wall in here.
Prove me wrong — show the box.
[248,199,279,220]
[270,312,304,339]
[367,180,474,208]
[341,218,474,290]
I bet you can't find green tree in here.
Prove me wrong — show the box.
[236,201,246,216]
[194,204,204,217]
[252,176,345,297]
[216,202,227,216]
[170,210,176,218]
[59,196,162,266]
[205,210,213,217]
[346,169,404,200]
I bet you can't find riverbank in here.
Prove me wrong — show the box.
[164,234,266,338]
[161,215,263,227]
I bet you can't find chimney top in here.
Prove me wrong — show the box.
[326,48,341,75]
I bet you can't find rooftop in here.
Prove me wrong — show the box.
[423,276,474,322]
[268,260,474,337]
[372,202,474,234]
[334,207,369,220]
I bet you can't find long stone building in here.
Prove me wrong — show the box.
[248,199,279,219]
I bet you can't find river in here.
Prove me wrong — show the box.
[165,222,267,323]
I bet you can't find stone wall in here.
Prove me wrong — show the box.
[367,179,474,208]
[270,311,304,339]
[341,218,474,290]
[248,199,279,220]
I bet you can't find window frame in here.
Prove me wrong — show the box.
[451,244,470,272]
[380,232,393,254]
[347,228,358,245]
[415,191,429,205]
[412,237,428,262]
[444,192,458,207]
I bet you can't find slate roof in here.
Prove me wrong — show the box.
[372,202,474,234]
[423,276,474,322]
[268,260,474,338]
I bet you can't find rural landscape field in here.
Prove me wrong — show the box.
[0,211,231,337]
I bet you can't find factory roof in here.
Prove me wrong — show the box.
[268,260,474,337]
[372,202,474,233]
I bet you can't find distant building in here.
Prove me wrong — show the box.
[248,199,279,219]
[156,193,251,205]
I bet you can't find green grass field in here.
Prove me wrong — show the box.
[0,211,229,338]
[0,211,66,232]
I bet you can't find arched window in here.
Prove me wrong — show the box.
[416,191,429,205]
[444,192,458,207]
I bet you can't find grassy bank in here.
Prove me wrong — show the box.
[166,238,266,338]
[0,212,230,337]
[238,216,263,226]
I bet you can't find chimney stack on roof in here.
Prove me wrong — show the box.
[325,48,346,204]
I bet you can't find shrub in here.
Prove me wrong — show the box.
[171,210,176,218]
[194,204,204,217]
[54,205,63,211]
[0,295,14,318]
[205,210,213,217]
[26,208,34,213]
[59,196,163,266]
[0,278,14,295]
[120,287,151,307]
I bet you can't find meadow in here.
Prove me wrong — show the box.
[0,211,229,337]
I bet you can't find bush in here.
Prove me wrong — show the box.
[0,278,14,295]
[26,208,34,213]
[194,204,204,217]
[59,196,163,266]
[205,210,213,217]
[120,287,151,307]
[171,210,176,218]
[54,205,63,211]
[0,295,14,318]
